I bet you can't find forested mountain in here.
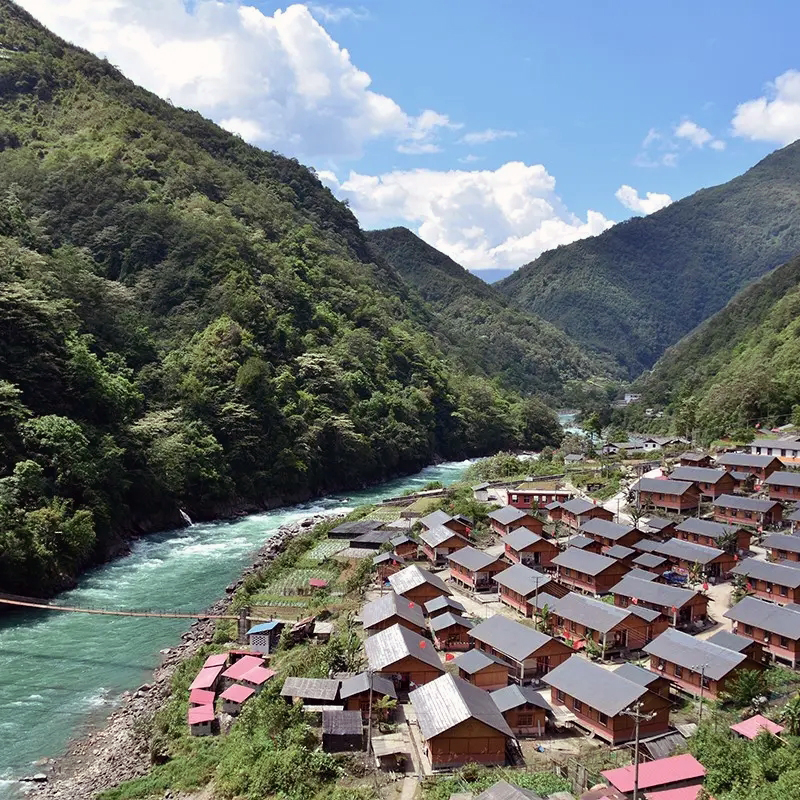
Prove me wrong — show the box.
[366,227,616,398]
[0,2,563,596]
[629,252,800,441]
[497,141,800,376]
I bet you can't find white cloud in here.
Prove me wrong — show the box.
[615,185,672,215]
[308,4,369,23]
[732,69,800,145]
[322,162,614,269]
[459,154,483,164]
[460,129,518,145]
[16,0,449,160]
[674,120,713,148]
[710,139,726,151]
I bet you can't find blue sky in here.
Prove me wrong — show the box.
[20,0,800,272]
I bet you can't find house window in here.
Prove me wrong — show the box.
[781,586,788,597]
[517,714,533,726]
[701,674,710,689]
[598,712,608,726]
[657,658,666,671]
[674,664,683,678]
[574,699,583,712]
[766,583,774,593]
[511,494,518,502]
[764,633,771,644]
[556,690,565,702]
[781,637,789,648]
[569,621,577,632]
[744,625,753,635]
[587,575,594,584]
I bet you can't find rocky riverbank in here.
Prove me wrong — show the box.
[28,512,341,800]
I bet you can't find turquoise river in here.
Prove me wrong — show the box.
[0,460,471,797]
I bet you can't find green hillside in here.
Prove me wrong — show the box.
[497,142,800,375]
[365,227,615,399]
[0,2,563,596]
[630,252,800,441]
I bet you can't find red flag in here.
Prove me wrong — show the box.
[445,653,454,661]
[702,583,709,591]
[419,640,427,649]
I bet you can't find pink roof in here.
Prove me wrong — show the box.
[221,684,255,704]
[241,665,276,686]
[189,665,224,690]
[187,704,215,725]
[309,578,328,588]
[189,688,216,706]
[645,787,711,800]
[602,754,706,793]
[203,653,228,668]
[730,713,784,740]
[221,655,264,681]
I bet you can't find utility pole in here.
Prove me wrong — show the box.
[692,663,709,720]
[622,701,656,800]
[366,668,374,762]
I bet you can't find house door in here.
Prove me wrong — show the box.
[613,630,627,648]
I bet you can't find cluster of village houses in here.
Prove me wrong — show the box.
[183,435,800,800]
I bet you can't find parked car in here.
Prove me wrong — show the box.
[662,571,688,586]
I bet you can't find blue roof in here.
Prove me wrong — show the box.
[247,621,281,635]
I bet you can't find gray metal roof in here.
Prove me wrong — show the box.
[605,544,636,560]
[365,623,444,672]
[474,780,544,800]
[731,471,753,481]
[429,611,474,633]
[653,537,725,565]
[551,547,619,576]
[491,684,551,713]
[762,533,800,553]
[282,676,340,701]
[706,630,754,653]
[633,477,695,496]
[713,494,781,513]
[454,648,511,675]
[409,673,514,740]
[552,592,630,634]
[580,518,636,541]
[633,539,661,553]
[678,452,711,462]
[322,709,362,736]
[448,545,500,572]
[527,591,562,611]
[765,471,800,487]
[504,528,544,550]
[419,526,468,548]
[717,453,781,468]
[361,591,425,630]
[610,575,699,609]
[338,672,397,700]
[613,662,660,687]
[675,517,740,539]
[644,628,746,680]
[373,552,405,566]
[560,498,598,515]
[351,529,395,547]
[565,534,595,550]
[330,519,384,537]
[724,596,800,639]
[469,615,555,661]
[632,553,667,569]
[419,510,454,529]
[732,557,800,588]
[631,605,662,623]
[488,505,530,525]
[789,508,800,522]
[646,517,675,531]
[543,655,647,716]
[388,565,451,597]
[492,563,552,596]
[544,501,563,510]
[625,568,659,582]
[424,595,466,616]
[390,534,413,546]
[670,466,729,484]
[749,437,800,450]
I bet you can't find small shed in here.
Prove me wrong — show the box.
[220,683,255,715]
[240,665,276,693]
[322,709,364,752]
[189,665,224,693]
[455,648,511,691]
[730,714,784,740]
[246,621,284,654]
[187,704,215,736]
[189,688,215,707]
[282,676,341,705]
[221,654,264,687]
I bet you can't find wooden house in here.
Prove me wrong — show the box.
[281,676,341,705]
[220,683,255,715]
[610,574,708,628]
[558,498,614,531]
[373,551,406,581]
[644,517,677,539]
[364,623,445,692]
[762,532,800,563]
[487,505,543,537]
[713,494,783,528]
[419,526,470,566]
[764,471,800,502]
[706,629,767,665]
[669,466,737,499]
[361,591,427,635]
[725,596,800,668]
[419,510,472,536]
[551,592,666,654]
[551,548,629,595]
[653,537,735,578]
[187,704,215,736]
[469,615,572,683]
[490,684,550,737]
[388,565,452,606]
[544,656,671,744]
[339,672,397,719]
[679,452,714,468]
[408,674,514,769]
[602,544,638,568]
[507,486,573,510]
[717,453,783,483]
[429,611,474,651]
[732,558,800,604]
[612,662,672,700]
[630,552,669,575]
[391,534,418,560]
[632,477,700,513]
[601,754,706,798]
[492,563,568,617]
[544,501,564,523]
[790,508,800,534]
[322,710,364,752]
[447,546,507,592]
[674,518,751,554]
[423,595,466,618]
[644,628,764,700]
[503,527,559,569]
[579,518,641,551]
[564,533,603,554]
[455,649,511,691]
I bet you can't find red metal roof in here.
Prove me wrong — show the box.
[189,665,224,691]
[221,684,255,704]
[309,578,328,588]
[187,704,215,725]
[602,754,706,793]
[189,688,216,706]
[241,665,276,686]
[203,653,228,668]
[730,713,784,740]
[645,786,711,800]
[221,654,264,681]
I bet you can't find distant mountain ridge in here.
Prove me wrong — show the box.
[496,141,800,376]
